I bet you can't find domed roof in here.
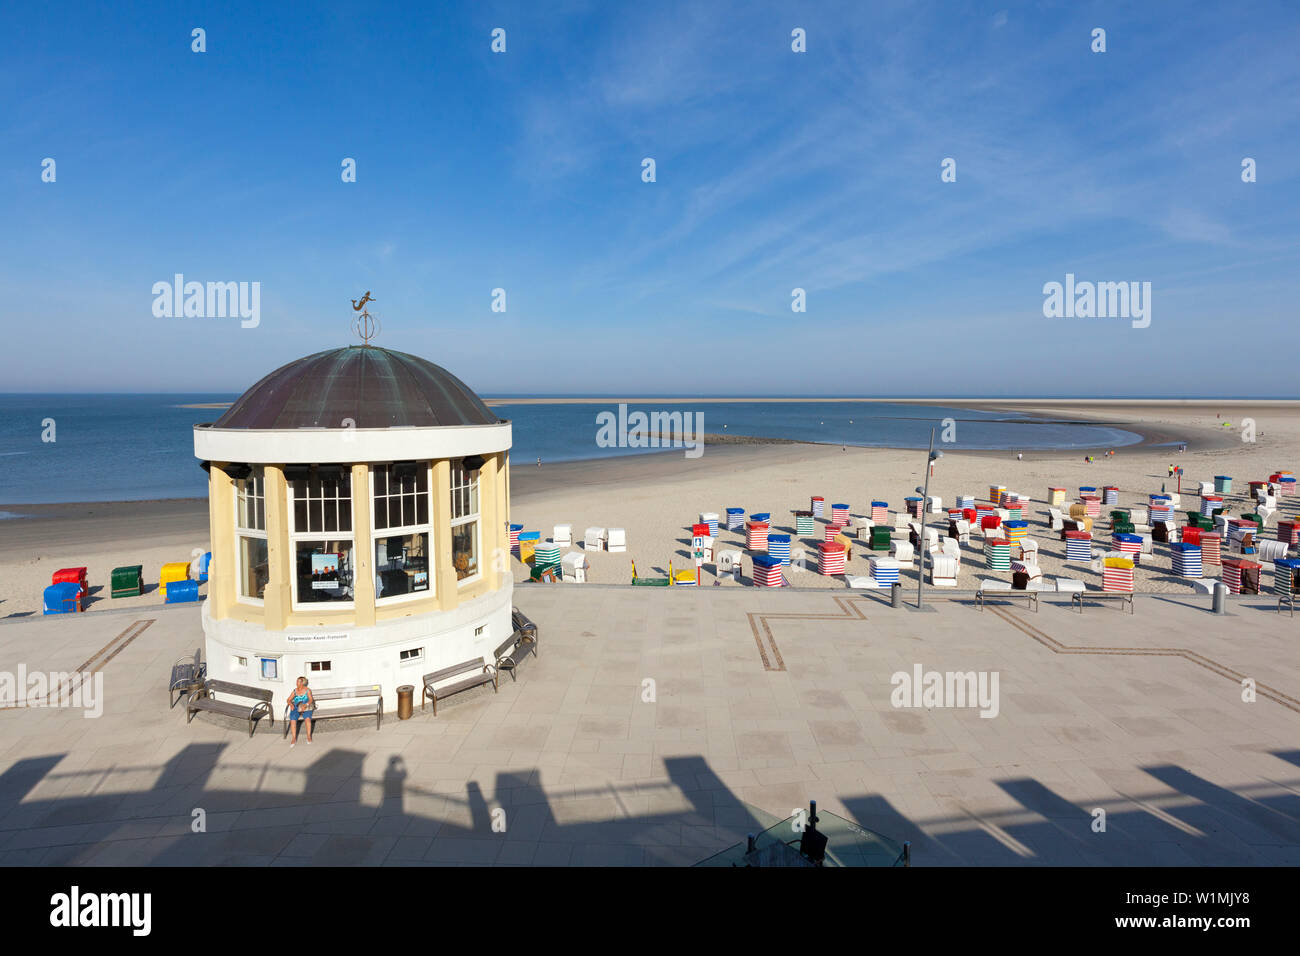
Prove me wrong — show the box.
[214,346,500,430]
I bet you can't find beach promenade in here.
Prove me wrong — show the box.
[2,587,1298,866]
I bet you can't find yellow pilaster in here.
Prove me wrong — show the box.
[433,459,458,611]
[208,465,234,619]
[263,465,290,631]
[352,463,376,627]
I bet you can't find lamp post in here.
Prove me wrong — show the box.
[915,428,943,610]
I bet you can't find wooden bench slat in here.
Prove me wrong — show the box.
[421,657,497,715]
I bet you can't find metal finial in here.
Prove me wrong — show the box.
[350,292,380,345]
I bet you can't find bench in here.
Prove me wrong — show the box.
[168,649,206,708]
[1071,591,1135,614]
[421,658,497,715]
[283,685,383,736]
[186,679,274,737]
[495,612,540,682]
[976,588,1039,612]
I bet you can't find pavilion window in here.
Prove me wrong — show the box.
[288,468,355,607]
[234,467,268,603]
[371,462,433,602]
[450,459,480,583]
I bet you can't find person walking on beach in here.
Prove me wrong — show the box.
[537,457,541,467]
[287,677,315,746]
[1017,452,1023,461]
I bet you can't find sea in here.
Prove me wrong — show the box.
[0,395,1144,506]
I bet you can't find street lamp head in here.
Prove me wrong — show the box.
[915,486,926,495]
[929,450,943,462]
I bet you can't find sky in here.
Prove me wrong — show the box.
[1,0,1298,397]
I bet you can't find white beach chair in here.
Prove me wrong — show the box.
[930,555,958,587]
[979,579,1011,592]
[926,495,942,514]
[553,524,572,547]
[716,548,743,573]
[940,537,961,564]
[1257,539,1289,563]
[1257,504,1277,527]
[584,527,606,551]
[1139,533,1153,555]
[1054,577,1085,593]
[1048,508,1064,532]
[953,519,971,544]
[606,527,626,553]
[1130,506,1149,525]
[846,575,882,590]
[1167,493,1180,508]
[1017,537,1039,561]
[890,540,915,563]
[852,515,873,535]
[561,551,588,583]
[1198,481,1214,496]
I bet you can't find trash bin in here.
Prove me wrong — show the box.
[396,685,414,720]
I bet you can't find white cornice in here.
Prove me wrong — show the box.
[194,422,512,464]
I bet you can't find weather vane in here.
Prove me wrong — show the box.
[350,291,380,344]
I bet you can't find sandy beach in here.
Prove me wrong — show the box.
[2,400,1295,618]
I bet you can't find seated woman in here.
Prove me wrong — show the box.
[286,677,315,746]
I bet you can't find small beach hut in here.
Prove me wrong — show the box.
[818,541,846,576]
[868,526,891,551]
[726,508,744,531]
[584,527,605,551]
[52,567,89,598]
[831,503,849,523]
[1003,519,1028,545]
[990,485,1006,506]
[1113,533,1141,561]
[700,512,719,537]
[1214,475,1232,494]
[1201,495,1222,518]
[956,494,975,510]
[1171,543,1203,578]
[1064,531,1092,563]
[159,561,190,594]
[767,533,791,565]
[517,530,540,563]
[534,542,561,570]
[509,523,523,554]
[1280,476,1296,496]
[871,501,888,523]
[1102,556,1135,591]
[111,565,143,599]
[985,539,1011,571]
[745,520,770,552]
[561,552,588,583]
[1047,487,1066,508]
[1103,486,1119,505]
[553,524,572,547]
[1200,532,1222,566]
[810,496,824,517]
[43,582,83,615]
[1222,557,1260,594]
[906,496,924,519]
[1081,495,1101,518]
[752,553,784,587]
[1273,558,1300,597]
[606,528,627,553]
[869,555,899,585]
[794,510,815,536]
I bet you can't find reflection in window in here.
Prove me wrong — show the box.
[235,467,267,602]
[374,531,430,599]
[450,459,480,582]
[294,539,355,604]
[238,535,269,601]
